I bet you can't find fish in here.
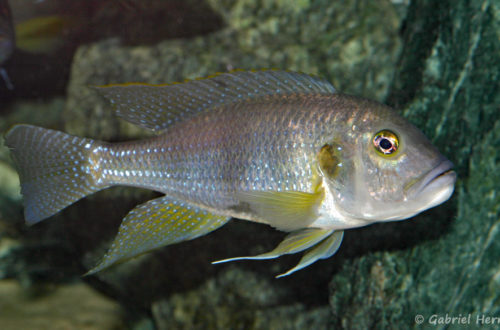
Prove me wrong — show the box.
[4,70,457,277]
[0,0,14,64]
[14,15,72,54]
[0,0,14,89]
[0,0,72,90]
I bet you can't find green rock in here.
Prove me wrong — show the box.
[151,268,332,329]
[330,0,500,328]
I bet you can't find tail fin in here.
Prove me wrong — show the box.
[4,125,108,225]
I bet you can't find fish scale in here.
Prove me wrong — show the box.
[4,70,456,277]
[95,95,338,214]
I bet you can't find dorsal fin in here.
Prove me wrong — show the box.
[94,70,335,131]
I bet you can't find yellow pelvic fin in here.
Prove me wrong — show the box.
[213,229,344,278]
[276,230,343,278]
[86,196,229,275]
[236,189,324,231]
[213,228,333,263]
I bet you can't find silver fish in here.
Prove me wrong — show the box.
[4,70,456,277]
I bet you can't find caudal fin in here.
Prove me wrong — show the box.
[4,125,108,225]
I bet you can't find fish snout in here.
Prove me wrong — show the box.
[406,159,456,208]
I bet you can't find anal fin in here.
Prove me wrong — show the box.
[86,196,229,274]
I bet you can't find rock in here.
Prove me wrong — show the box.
[151,268,332,330]
[0,280,125,329]
[329,0,500,327]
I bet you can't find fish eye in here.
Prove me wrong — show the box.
[373,130,399,156]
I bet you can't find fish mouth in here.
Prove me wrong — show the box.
[419,160,455,192]
[408,159,457,209]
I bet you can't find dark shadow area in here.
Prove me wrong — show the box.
[341,196,457,258]
[0,0,224,102]
[386,0,449,110]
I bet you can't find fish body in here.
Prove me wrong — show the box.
[96,94,362,229]
[5,71,456,277]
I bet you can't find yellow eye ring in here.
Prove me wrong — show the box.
[373,130,399,156]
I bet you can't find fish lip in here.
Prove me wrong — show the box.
[422,159,455,189]
[408,160,456,198]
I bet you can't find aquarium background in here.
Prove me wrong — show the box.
[0,0,498,329]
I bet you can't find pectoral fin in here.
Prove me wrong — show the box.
[86,196,229,274]
[276,230,343,278]
[236,189,324,231]
[213,228,333,263]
